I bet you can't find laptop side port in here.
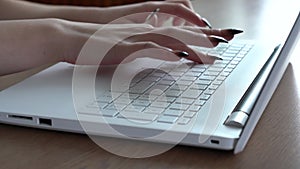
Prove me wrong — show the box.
[210,139,220,144]
[39,118,52,126]
[8,115,33,121]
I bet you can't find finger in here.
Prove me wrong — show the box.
[149,28,228,47]
[167,44,222,64]
[182,27,244,40]
[148,3,211,27]
[173,17,185,26]
[101,41,180,65]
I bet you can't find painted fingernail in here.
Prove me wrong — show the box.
[208,35,229,43]
[209,55,223,61]
[174,50,189,58]
[202,18,212,29]
[226,28,244,35]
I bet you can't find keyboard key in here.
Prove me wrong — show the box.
[179,76,197,81]
[189,84,208,90]
[145,85,169,95]
[100,110,119,117]
[156,96,176,103]
[130,81,154,94]
[194,100,206,106]
[184,111,197,118]
[176,80,193,86]
[119,111,158,122]
[199,94,210,100]
[198,75,216,81]
[169,103,190,111]
[195,79,212,85]
[204,89,215,95]
[143,76,161,82]
[151,101,170,108]
[188,105,202,112]
[132,100,151,107]
[177,118,191,125]
[165,89,182,97]
[105,103,127,111]
[175,98,194,105]
[181,89,202,99]
[144,107,165,114]
[157,116,178,124]
[158,80,175,86]
[204,71,219,76]
[164,109,185,117]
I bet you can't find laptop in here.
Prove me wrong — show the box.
[0,12,299,155]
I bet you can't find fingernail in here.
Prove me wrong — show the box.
[209,55,223,61]
[208,35,229,43]
[202,18,212,29]
[226,28,244,35]
[173,50,189,58]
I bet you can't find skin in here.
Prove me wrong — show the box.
[0,0,240,76]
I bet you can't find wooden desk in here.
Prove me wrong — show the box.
[1,0,300,168]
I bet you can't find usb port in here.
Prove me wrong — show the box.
[39,118,52,126]
[210,139,220,144]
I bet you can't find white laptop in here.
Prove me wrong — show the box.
[0,12,299,155]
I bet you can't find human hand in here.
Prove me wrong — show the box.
[63,21,243,66]
[98,0,211,27]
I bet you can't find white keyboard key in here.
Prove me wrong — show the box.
[203,71,219,76]
[130,81,154,94]
[124,105,146,112]
[157,116,178,124]
[143,76,161,82]
[209,85,219,90]
[145,85,169,95]
[169,103,190,111]
[181,89,202,99]
[113,98,132,105]
[194,100,206,106]
[158,80,175,86]
[179,76,197,81]
[198,75,216,81]
[105,103,127,111]
[100,110,119,117]
[151,101,170,108]
[199,94,210,100]
[164,109,185,117]
[189,84,208,90]
[132,100,151,107]
[96,96,114,103]
[184,111,197,118]
[175,98,194,105]
[204,89,215,95]
[165,90,182,97]
[176,80,193,86]
[144,107,165,114]
[177,118,191,125]
[195,79,212,85]
[188,105,201,112]
[120,111,158,122]
[156,96,176,103]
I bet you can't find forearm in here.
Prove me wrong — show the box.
[0,0,128,24]
[0,19,67,75]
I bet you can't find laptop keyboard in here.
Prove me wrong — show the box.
[82,43,253,125]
